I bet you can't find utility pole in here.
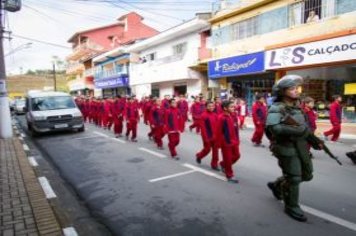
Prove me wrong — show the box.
[52,62,57,91]
[0,1,12,138]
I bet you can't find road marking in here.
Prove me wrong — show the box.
[139,147,167,158]
[23,144,30,151]
[93,131,109,138]
[183,163,227,181]
[149,170,196,183]
[73,135,101,140]
[63,227,79,236]
[20,133,26,138]
[28,157,38,167]
[38,177,57,199]
[111,137,126,144]
[301,204,356,232]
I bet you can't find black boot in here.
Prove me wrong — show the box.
[267,182,282,200]
[346,151,356,164]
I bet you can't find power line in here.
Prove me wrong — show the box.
[11,34,71,49]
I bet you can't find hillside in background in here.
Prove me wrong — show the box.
[7,74,68,98]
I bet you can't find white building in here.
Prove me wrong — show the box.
[126,13,211,99]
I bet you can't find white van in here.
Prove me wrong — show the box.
[25,91,84,136]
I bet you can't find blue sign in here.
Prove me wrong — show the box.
[208,51,265,79]
[95,75,128,89]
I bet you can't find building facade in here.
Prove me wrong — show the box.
[209,0,356,121]
[66,12,159,96]
[127,13,211,99]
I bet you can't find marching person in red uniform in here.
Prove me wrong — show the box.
[125,97,140,142]
[189,96,204,133]
[251,94,267,147]
[324,95,343,142]
[217,100,240,183]
[236,99,248,129]
[102,98,113,130]
[161,95,171,111]
[112,95,125,138]
[142,96,152,125]
[89,97,96,124]
[213,97,223,115]
[165,99,183,160]
[177,95,189,131]
[196,101,219,170]
[150,98,166,149]
[97,98,105,128]
[302,97,317,156]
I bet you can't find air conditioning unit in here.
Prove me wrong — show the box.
[4,0,22,12]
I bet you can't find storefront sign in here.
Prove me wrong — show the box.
[345,83,356,95]
[208,51,265,79]
[266,34,356,69]
[95,75,128,89]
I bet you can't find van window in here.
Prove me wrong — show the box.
[32,96,76,111]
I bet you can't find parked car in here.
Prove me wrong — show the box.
[14,99,26,115]
[25,91,85,136]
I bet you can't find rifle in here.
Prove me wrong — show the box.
[281,112,343,166]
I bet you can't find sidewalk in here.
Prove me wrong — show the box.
[0,137,62,235]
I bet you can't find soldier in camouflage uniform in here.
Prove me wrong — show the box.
[266,75,322,222]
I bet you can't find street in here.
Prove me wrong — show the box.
[17,115,356,236]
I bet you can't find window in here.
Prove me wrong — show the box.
[289,2,303,26]
[212,25,233,46]
[32,97,76,111]
[258,6,288,34]
[336,0,356,14]
[232,16,258,40]
[173,42,187,55]
[146,52,156,61]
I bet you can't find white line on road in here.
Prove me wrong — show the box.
[23,144,30,151]
[149,170,196,183]
[73,136,101,140]
[28,157,38,167]
[63,227,79,236]
[301,204,356,232]
[111,137,126,144]
[93,131,109,138]
[139,147,167,158]
[38,177,57,199]
[183,163,227,181]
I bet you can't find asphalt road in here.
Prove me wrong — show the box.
[17,116,356,236]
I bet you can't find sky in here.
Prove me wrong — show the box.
[4,0,215,75]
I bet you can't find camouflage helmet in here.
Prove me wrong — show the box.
[272,74,303,97]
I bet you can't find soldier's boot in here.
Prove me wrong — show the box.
[346,151,356,164]
[267,177,283,200]
[282,179,307,222]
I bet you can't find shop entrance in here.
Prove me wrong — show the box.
[173,84,187,96]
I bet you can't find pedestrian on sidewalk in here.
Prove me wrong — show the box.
[266,75,320,222]
[150,98,166,149]
[125,97,140,142]
[323,95,343,142]
[236,98,248,129]
[165,98,183,160]
[216,100,241,183]
[251,94,267,147]
[196,101,220,171]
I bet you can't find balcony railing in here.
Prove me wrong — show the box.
[66,62,85,75]
[198,47,212,61]
[95,66,128,80]
[67,41,104,61]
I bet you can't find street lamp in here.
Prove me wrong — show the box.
[4,42,32,57]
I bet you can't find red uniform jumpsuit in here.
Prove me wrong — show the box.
[324,101,342,141]
[150,104,166,148]
[103,100,113,129]
[214,102,223,115]
[97,101,105,127]
[251,101,267,145]
[217,112,240,179]
[196,110,219,168]
[302,105,317,151]
[189,102,204,133]
[125,103,139,140]
[165,107,183,158]
[112,98,125,136]
[177,100,189,131]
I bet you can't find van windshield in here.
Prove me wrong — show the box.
[32,96,76,111]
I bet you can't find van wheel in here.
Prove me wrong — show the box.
[78,126,85,132]
[30,126,38,137]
